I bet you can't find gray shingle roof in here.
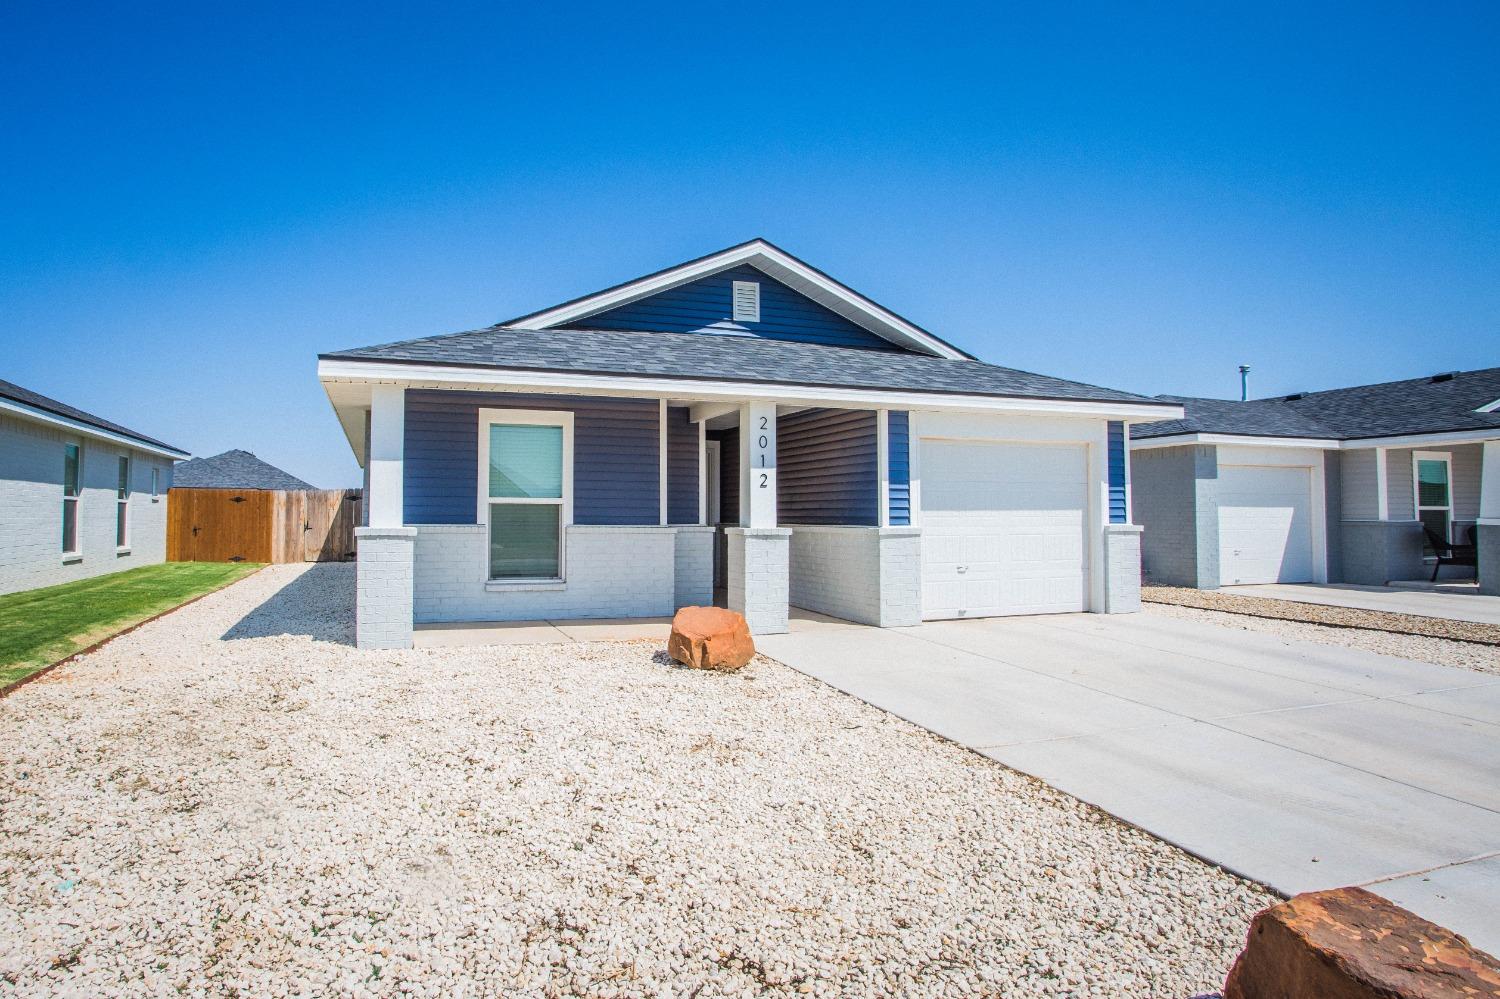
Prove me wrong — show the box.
[320,326,1167,407]
[1133,367,1500,441]
[0,378,186,454]
[173,450,316,491]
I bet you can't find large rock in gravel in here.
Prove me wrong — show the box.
[667,606,754,672]
[1223,887,1500,999]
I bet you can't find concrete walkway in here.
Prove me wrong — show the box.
[758,611,1500,954]
[1224,582,1500,625]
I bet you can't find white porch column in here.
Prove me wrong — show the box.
[877,409,891,528]
[1374,447,1389,521]
[357,384,415,650]
[368,385,406,527]
[729,400,789,633]
[1479,441,1500,595]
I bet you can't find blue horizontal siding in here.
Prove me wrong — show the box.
[778,409,878,526]
[404,390,659,526]
[579,264,901,351]
[666,405,699,524]
[887,411,910,526]
[1108,420,1127,524]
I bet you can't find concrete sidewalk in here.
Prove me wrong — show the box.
[1224,582,1500,625]
[758,611,1500,954]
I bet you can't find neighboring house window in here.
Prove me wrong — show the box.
[1413,451,1452,556]
[62,443,81,554]
[478,410,573,581]
[151,467,160,500]
[116,455,131,548]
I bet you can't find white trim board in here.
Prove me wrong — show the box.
[1130,429,1500,452]
[0,396,187,460]
[318,359,1181,422]
[499,239,970,360]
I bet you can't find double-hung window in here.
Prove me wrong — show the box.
[62,443,81,554]
[116,455,131,549]
[1413,451,1452,556]
[478,410,572,582]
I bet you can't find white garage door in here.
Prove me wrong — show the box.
[1217,464,1314,585]
[921,440,1088,619]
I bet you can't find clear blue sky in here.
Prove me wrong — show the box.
[3,2,1496,487]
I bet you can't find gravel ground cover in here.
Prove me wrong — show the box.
[1,564,1274,998]
[1144,602,1499,675]
[1142,584,1500,646]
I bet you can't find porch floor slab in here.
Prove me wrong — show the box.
[1221,582,1500,625]
[412,606,860,648]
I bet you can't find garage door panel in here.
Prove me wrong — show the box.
[921,440,1088,619]
[1218,465,1314,586]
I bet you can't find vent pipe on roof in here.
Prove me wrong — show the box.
[1238,364,1251,402]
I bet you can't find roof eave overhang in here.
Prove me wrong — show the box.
[1130,432,1341,450]
[0,396,188,459]
[317,356,1180,427]
[498,239,974,361]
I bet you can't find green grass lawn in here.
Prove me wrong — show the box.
[0,562,263,689]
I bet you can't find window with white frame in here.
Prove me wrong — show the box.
[151,466,160,500]
[1413,451,1452,556]
[62,443,81,554]
[478,410,572,581]
[116,455,131,548]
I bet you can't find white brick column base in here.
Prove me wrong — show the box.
[1102,524,1143,614]
[356,526,416,650]
[726,527,791,635]
[673,526,715,609]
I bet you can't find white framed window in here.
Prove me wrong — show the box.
[62,442,81,555]
[151,466,160,501]
[476,409,573,582]
[116,455,131,549]
[1413,450,1452,557]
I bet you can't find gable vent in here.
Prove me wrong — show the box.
[731,280,760,323]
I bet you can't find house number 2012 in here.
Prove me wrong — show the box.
[756,416,770,487]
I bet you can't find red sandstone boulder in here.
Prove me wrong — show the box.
[1224,887,1500,999]
[667,606,755,672]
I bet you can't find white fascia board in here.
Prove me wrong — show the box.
[1344,428,1500,449]
[316,358,1181,421]
[1129,432,1340,451]
[502,240,969,360]
[0,396,187,460]
[1475,397,1500,414]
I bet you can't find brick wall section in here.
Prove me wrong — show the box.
[673,526,714,608]
[1340,520,1425,585]
[726,528,790,634]
[1323,450,1343,583]
[1479,524,1500,596]
[786,526,921,626]
[1103,524,1143,613]
[1132,443,1221,589]
[355,527,416,650]
[0,411,174,596]
[412,525,677,622]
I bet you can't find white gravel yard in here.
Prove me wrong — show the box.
[1,564,1273,998]
[1145,602,1500,675]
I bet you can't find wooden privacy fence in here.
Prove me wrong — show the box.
[167,489,361,563]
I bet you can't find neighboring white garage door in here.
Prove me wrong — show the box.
[1217,464,1314,585]
[921,440,1088,619]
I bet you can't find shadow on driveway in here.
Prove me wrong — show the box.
[221,563,355,646]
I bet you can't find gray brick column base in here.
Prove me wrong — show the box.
[785,526,921,626]
[673,526,715,609]
[356,526,416,650]
[726,527,791,635]
[1103,524,1143,614]
[1338,520,1424,585]
[1479,523,1500,596]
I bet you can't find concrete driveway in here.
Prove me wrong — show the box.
[758,611,1500,953]
[1223,582,1500,625]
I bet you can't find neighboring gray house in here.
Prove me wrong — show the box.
[0,379,187,596]
[173,450,315,491]
[1130,367,1500,594]
[318,238,1182,649]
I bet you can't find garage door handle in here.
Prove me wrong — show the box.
[956,565,967,573]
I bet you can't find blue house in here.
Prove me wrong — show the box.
[318,239,1181,649]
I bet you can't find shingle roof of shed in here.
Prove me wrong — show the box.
[320,325,1165,407]
[0,378,186,454]
[1133,367,1500,441]
[173,450,316,491]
